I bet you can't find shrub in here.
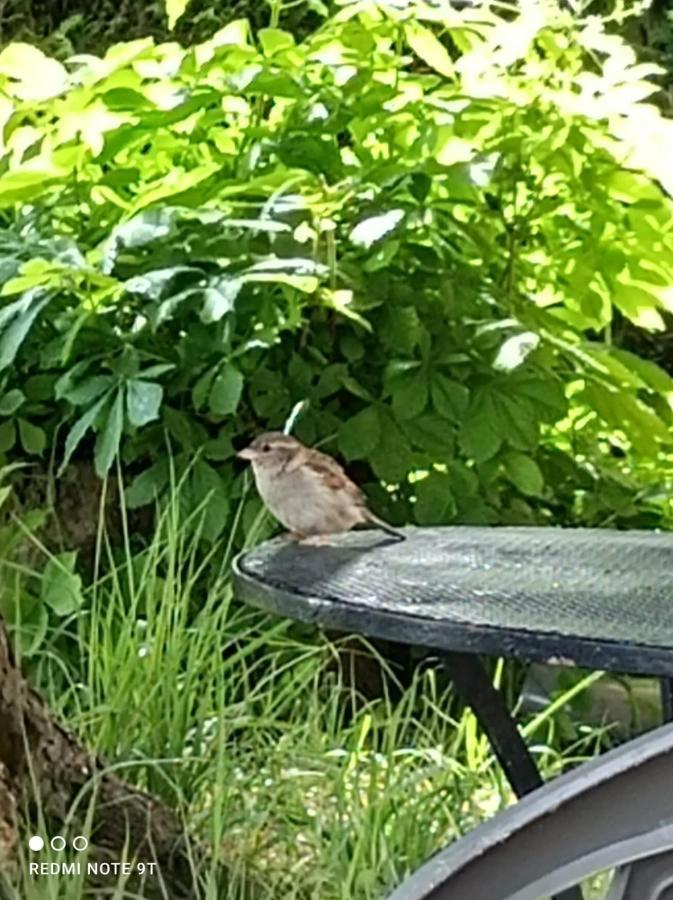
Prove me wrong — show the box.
[0,0,672,550]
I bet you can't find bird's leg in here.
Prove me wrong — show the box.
[286,531,304,542]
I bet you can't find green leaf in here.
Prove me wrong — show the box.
[0,388,24,416]
[209,364,244,416]
[190,460,230,543]
[0,171,65,207]
[94,389,124,477]
[503,451,544,497]
[243,272,319,293]
[505,374,567,423]
[59,375,114,406]
[491,392,539,450]
[12,601,48,658]
[200,278,242,323]
[203,431,234,461]
[433,131,475,167]
[17,418,46,455]
[166,0,192,30]
[403,414,455,457]
[125,459,170,508]
[459,414,502,463]
[321,289,372,331]
[363,240,400,273]
[126,379,163,427]
[192,367,217,411]
[0,43,67,101]
[25,374,56,402]
[405,22,454,77]
[0,419,15,452]
[431,375,469,422]
[350,211,404,249]
[339,406,381,460]
[41,552,83,616]
[104,209,178,271]
[414,473,456,525]
[493,332,540,371]
[392,369,428,421]
[59,394,108,475]
[583,383,668,455]
[380,307,423,354]
[370,415,413,483]
[613,279,665,331]
[259,28,295,56]
[125,266,203,301]
[0,288,50,370]
[164,407,207,449]
[610,349,673,394]
[140,363,175,379]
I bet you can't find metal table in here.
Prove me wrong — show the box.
[233,526,673,900]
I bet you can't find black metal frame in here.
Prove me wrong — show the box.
[442,651,543,798]
[386,722,673,900]
[659,678,673,723]
[442,651,584,900]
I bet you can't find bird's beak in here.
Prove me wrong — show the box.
[237,447,257,461]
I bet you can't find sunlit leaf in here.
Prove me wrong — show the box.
[200,278,242,323]
[493,332,540,371]
[321,289,372,331]
[405,22,454,78]
[166,0,191,30]
[350,211,404,249]
[0,43,67,100]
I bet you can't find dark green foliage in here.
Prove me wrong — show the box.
[0,0,327,56]
[0,1,672,554]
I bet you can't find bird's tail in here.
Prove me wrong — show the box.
[365,511,406,541]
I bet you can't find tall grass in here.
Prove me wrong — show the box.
[0,481,611,899]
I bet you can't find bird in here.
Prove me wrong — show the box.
[237,432,405,544]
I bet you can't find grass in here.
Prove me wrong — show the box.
[0,480,616,899]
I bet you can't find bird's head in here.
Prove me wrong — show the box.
[237,432,303,471]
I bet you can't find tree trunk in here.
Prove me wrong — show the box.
[0,622,197,898]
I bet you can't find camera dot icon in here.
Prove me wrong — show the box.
[28,836,44,852]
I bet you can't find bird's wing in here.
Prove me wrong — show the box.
[307,449,366,505]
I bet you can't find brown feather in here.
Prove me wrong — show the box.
[304,450,364,504]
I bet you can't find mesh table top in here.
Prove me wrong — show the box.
[233,527,673,676]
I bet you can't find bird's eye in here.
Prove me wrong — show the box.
[262,443,271,452]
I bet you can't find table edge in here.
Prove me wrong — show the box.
[233,558,673,678]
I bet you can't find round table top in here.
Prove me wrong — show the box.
[233,526,673,676]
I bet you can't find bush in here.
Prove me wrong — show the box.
[0,0,673,552]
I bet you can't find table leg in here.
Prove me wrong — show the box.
[442,650,543,797]
[660,678,673,723]
[442,650,584,900]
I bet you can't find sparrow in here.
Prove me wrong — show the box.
[237,432,405,543]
